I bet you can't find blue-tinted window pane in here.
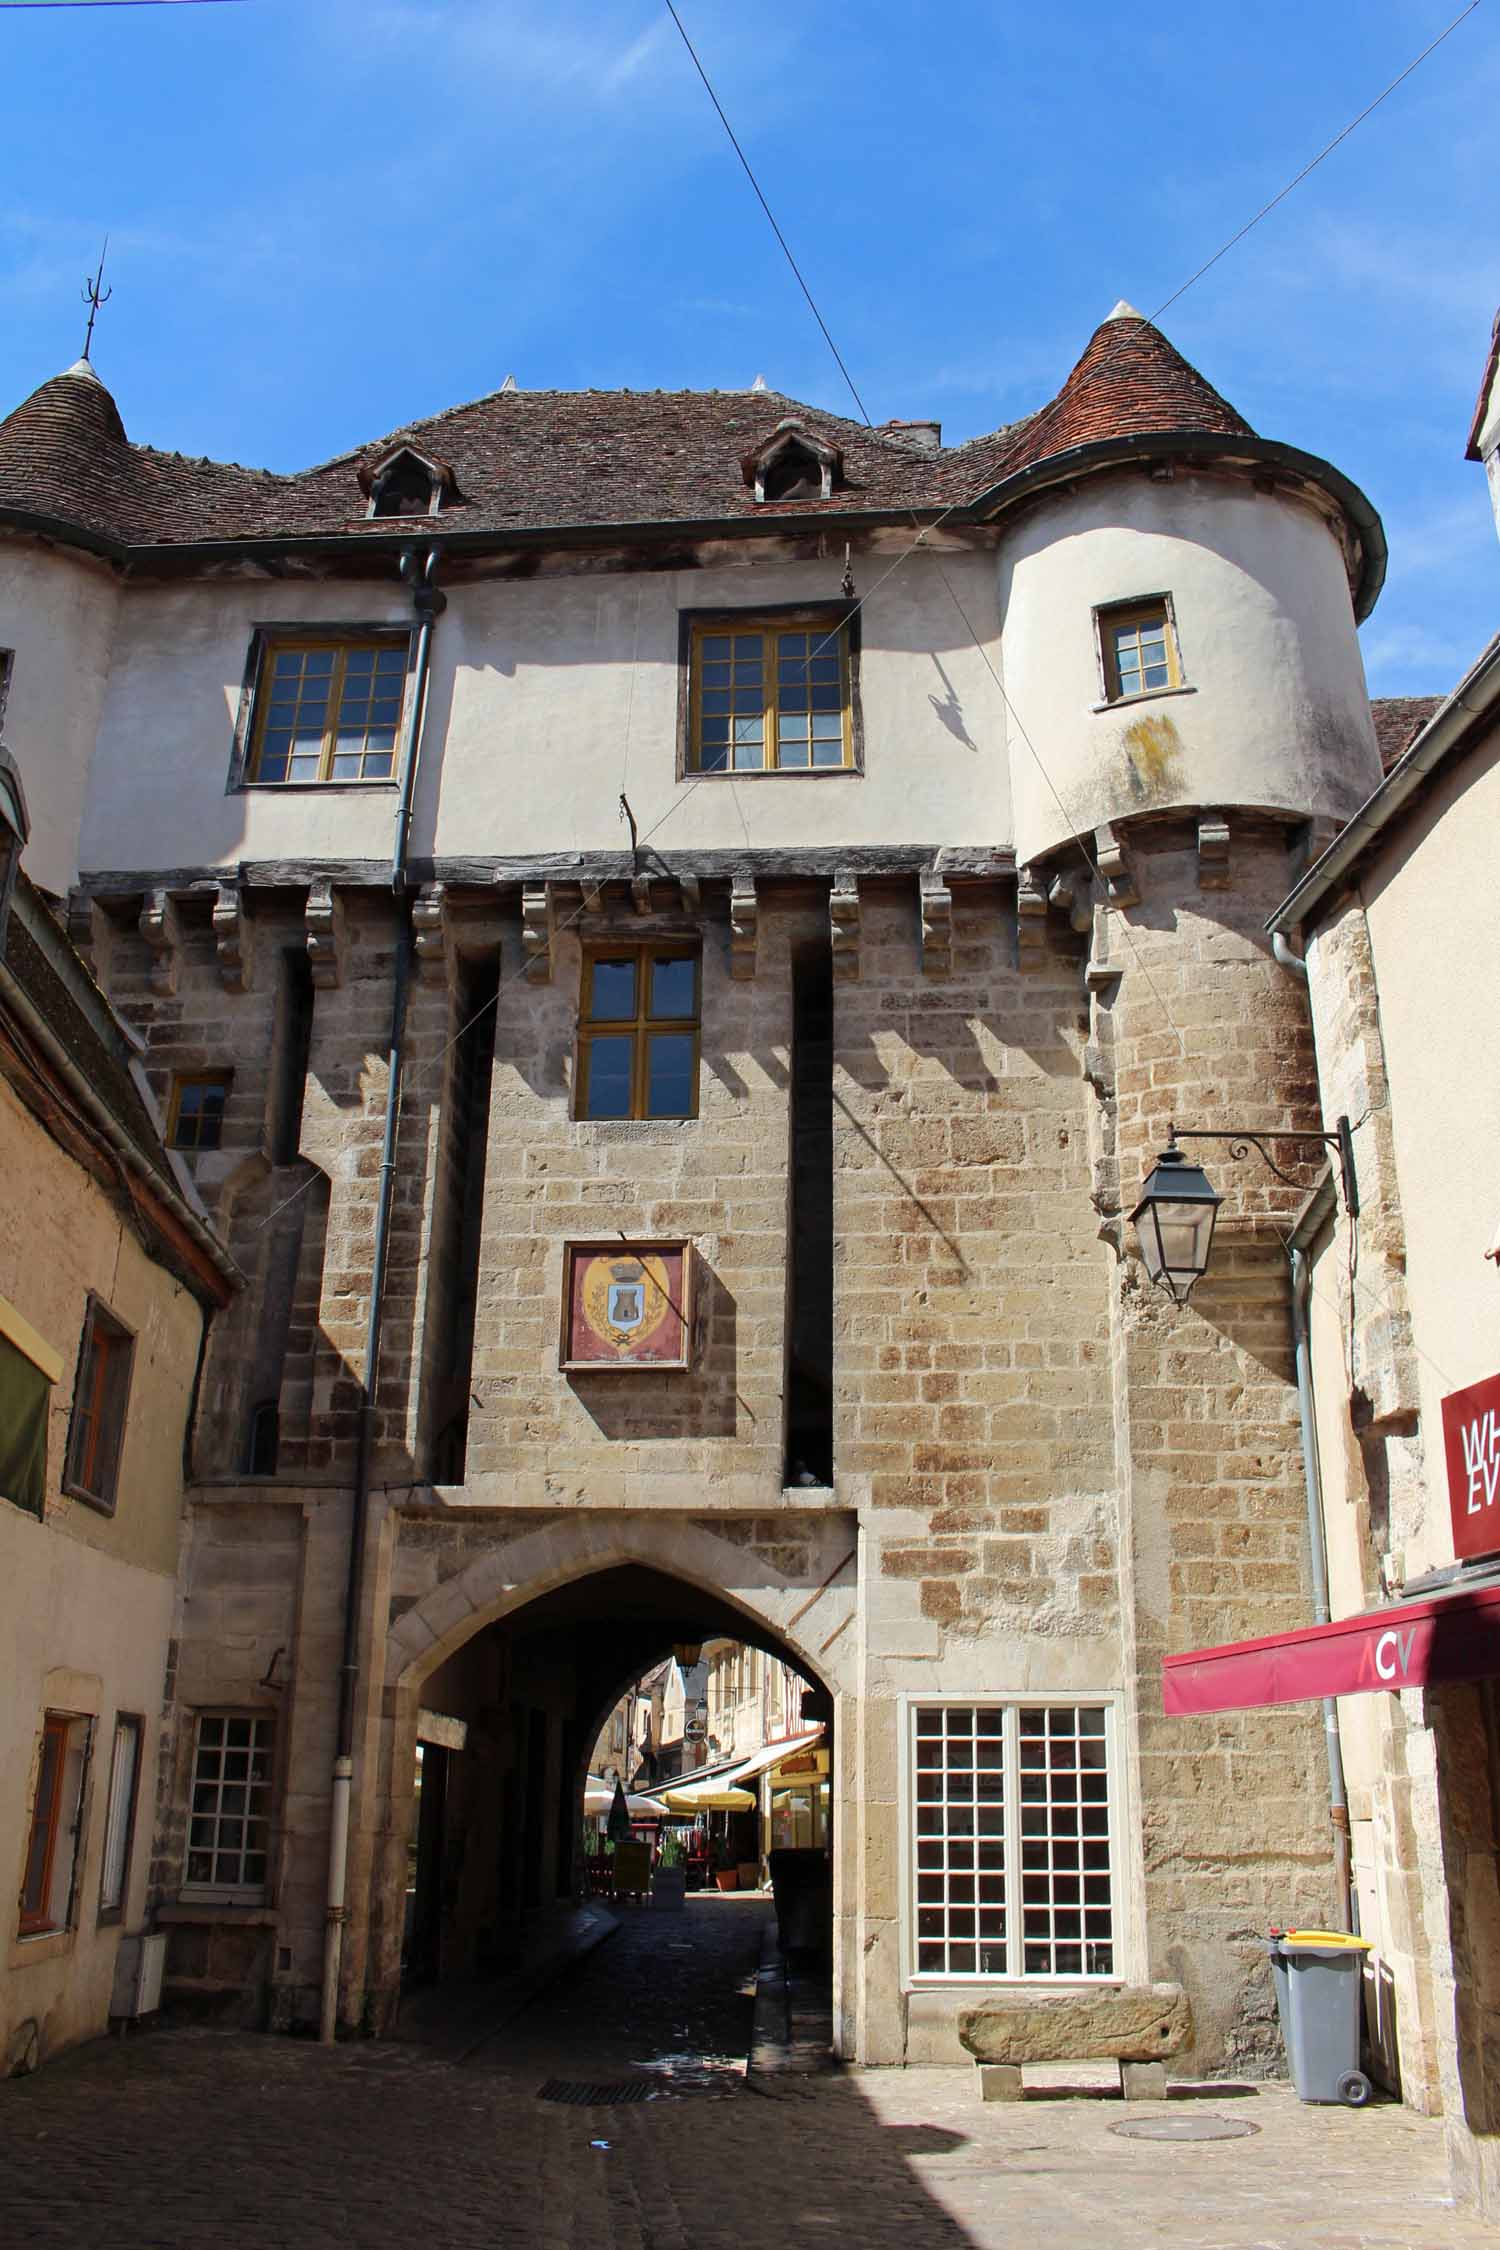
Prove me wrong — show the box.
[645,1033,695,1117]
[589,959,637,1021]
[584,1035,633,1118]
[650,956,696,1020]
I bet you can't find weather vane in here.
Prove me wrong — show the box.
[81,239,111,364]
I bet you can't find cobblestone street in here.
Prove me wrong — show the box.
[0,1897,1491,2249]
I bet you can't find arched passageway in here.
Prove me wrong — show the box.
[381,1561,836,2020]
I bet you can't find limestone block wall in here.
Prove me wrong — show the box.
[461,894,818,1510]
[1095,822,1334,2069]
[832,882,1124,2063]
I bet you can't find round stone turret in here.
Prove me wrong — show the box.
[989,307,1386,867]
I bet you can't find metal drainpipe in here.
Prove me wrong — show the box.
[319,545,444,2045]
[1291,1244,1356,1934]
[1275,920,1356,1931]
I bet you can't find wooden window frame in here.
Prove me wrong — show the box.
[63,1296,134,1516]
[167,1071,232,1153]
[677,601,863,779]
[232,628,412,791]
[18,1711,92,1939]
[1095,596,1182,704]
[97,1712,143,1926]
[576,945,701,1122]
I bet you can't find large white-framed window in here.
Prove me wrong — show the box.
[904,1697,1122,1984]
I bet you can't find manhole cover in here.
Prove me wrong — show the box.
[1110,2115,1260,2143]
[537,2079,657,2106]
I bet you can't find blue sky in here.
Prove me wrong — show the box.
[2,0,1496,693]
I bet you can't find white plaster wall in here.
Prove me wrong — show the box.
[1359,728,1500,1575]
[0,542,121,896]
[76,553,1008,875]
[79,577,414,874]
[0,1512,172,2065]
[997,472,1381,864]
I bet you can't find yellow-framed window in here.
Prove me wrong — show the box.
[690,618,851,773]
[577,947,700,1120]
[1099,600,1180,701]
[168,1072,231,1152]
[247,638,407,784]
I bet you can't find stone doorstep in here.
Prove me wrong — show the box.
[958,1982,1191,2104]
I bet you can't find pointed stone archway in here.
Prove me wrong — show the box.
[353,1510,859,2047]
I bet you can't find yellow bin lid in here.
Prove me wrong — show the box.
[1282,1929,1372,1948]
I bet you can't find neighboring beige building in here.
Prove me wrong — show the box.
[1163,314,1500,2220]
[0,786,236,2073]
[0,305,1394,2072]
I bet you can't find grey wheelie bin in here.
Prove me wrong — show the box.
[1265,1930,1372,2106]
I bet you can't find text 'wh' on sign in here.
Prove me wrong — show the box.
[1442,1370,1500,1564]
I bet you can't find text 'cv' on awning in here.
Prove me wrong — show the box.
[1162,1580,1500,1716]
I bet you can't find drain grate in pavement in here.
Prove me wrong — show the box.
[1110,2115,1260,2142]
[537,2078,658,2106]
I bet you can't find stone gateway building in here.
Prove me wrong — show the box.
[0,306,1387,2071]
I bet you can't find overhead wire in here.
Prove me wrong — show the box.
[663,0,1483,1366]
[662,0,1483,1064]
[253,4,1481,1264]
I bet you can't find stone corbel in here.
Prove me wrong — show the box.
[631,874,654,916]
[1197,813,1231,890]
[212,882,252,993]
[1094,823,1140,909]
[521,884,552,983]
[579,879,605,916]
[139,888,183,996]
[919,871,952,977]
[678,873,701,915]
[66,890,109,987]
[1016,864,1049,970]
[1048,870,1094,935]
[304,880,346,991]
[830,869,861,982]
[412,882,451,983]
[729,875,759,980]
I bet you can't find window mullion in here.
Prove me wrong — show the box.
[321,648,346,782]
[1004,1708,1020,1979]
[765,634,779,771]
[632,977,648,1118]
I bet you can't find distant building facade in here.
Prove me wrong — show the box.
[0,306,1390,2072]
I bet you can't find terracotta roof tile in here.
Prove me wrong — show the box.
[0,313,1264,555]
[1369,695,1445,774]
[998,308,1254,477]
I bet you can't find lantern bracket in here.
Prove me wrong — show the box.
[1168,1117,1359,1221]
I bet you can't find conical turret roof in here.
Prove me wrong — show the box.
[0,358,136,543]
[998,304,1255,476]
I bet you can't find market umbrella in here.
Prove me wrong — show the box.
[658,1783,756,1813]
[606,1776,633,1842]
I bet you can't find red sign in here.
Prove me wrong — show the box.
[1442,1371,1500,1564]
[1161,1580,1500,1715]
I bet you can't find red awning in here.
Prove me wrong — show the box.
[1162,1580,1500,1716]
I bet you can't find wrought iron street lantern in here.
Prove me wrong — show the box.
[1130,1145,1223,1305]
[1130,1118,1359,1307]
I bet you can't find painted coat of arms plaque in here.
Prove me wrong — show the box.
[559,1240,695,1371]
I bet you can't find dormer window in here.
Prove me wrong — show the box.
[742,417,842,504]
[362,446,452,521]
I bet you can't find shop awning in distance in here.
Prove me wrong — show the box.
[1163,1579,1500,1716]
